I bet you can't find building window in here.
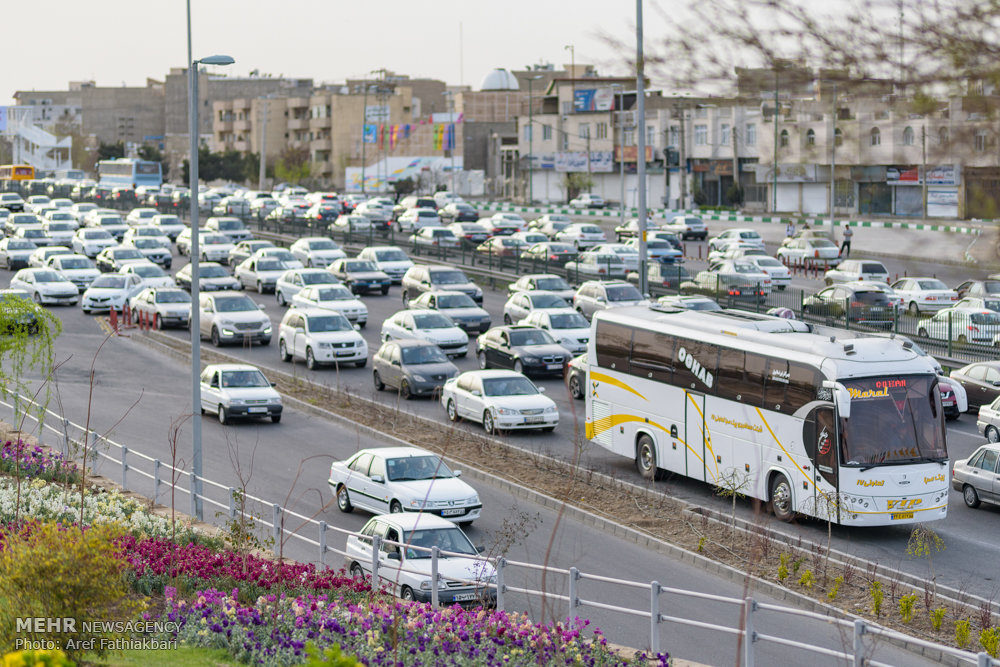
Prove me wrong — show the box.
[561,133,569,150]
[745,123,756,146]
[805,128,816,147]
[834,128,843,146]
[694,124,708,146]
[780,129,789,147]
[543,124,552,141]
[524,125,532,142]
[903,126,915,146]
[596,122,608,139]
[646,125,656,147]
[562,101,571,116]
[624,128,635,145]
[669,125,680,147]
[938,126,949,146]
[695,107,708,118]
[870,127,881,146]
[721,123,730,145]
[579,123,590,139]
[976,129,988,152]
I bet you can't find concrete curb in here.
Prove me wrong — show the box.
[127,328,972,666]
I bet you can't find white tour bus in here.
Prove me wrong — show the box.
[585,306,950,526]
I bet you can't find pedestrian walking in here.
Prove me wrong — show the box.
[785,221,796,238]
[840,225,853,257]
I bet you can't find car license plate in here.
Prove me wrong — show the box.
[546,364,562,370]
[524,416,544,424]
[453,593,477,601]
[247,407,267,413]
[441,508,465,516]
[891,512,914,520]
[336,351,354,357]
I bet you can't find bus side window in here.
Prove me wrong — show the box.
[595,321,632,371]
[742,353,767,407]
[764,359,790,411]
[716,349,746,402]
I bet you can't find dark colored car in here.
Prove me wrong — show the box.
[951,361,1000,412]
[566,353,587,400]
[96,247,146,273]
[628,260,692,290]
[328,258,391,295]
[372,338,459,399]
[475,325,571,377]
[438,202,479,222]
[520,242,577,265]
[802,285,894,328]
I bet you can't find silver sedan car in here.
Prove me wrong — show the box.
[952,443,1000,509]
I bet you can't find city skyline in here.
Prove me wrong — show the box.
[4,1,673,102]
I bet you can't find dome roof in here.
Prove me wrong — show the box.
[480,68,520,91]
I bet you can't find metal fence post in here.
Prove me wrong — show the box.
[228,487,236,519]
[120,445,128,491]
[371,535,381,593]
[431,546,440,609]
[189,474,198,518]
[496,557,506,612]
[743,597,757,667]
[947,310,953,357]
[853,619,866,667]
[61,418,69,458]
[318,520,327,567]
[650,581,661,657]
[89,430,99,474]
[272,503,281,547]
[153,459,161,502]
[568,567,580,617]
[977,653,992,667]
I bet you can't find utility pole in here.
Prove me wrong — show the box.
[635,0,648,297]
[613,84,625,223]
[258,98,268,191]
[678,106,687,210]
[731,124,739,201]
[772,68,779,213]
[445,90,456,194]
[829,81,837,221]
[921,125,928,218]
[361,79,368,195]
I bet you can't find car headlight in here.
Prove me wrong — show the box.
[520,355,539,363]
[544,406,558,414]
[263,325,272,334]
[474,287,483,296]
[419,579,448,591]
[318,342,332,348]
[229,399,245,406]
[468,495,479,504]
[497,407,518,416]
[218,319,234,327]
[408,498,427,508]
[412,374,427,382]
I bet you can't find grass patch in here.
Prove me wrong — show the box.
[85,645,242,666]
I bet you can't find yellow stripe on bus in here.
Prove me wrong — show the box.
[686,394,720,482]
[848,504,947,515]
[755,407,814,490]
[587,412,708,475]
[590,371,647,401]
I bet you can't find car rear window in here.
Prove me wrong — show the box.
[984,282,1000,295]
[854,292,890,304]
[971,313,1000,325]
[861,263,887,273]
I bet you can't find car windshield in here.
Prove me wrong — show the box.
[840,375,948,466]
[375,250,408,262]
[7,240,35,249]
[430,270,469,285]
[316,286,354,301]
[530,294,569,309]
[308,240,338,250]
[413,313,453,329]
[402,527,477,559]
[154,291,190,303]
[301,272,336,285]
[812,239,837,248]
[344,260,378,272]
[214,297,258,312]
[132,265,166,277]
[971,312,1000,325]
[221,370,270,388]
[32,271,63,283]
[509,329,556,346]
[688,300,721,311]
[852,291,890,305]
[256,259,284,271]
[401,345,449,364]
[199,266,229,278]
[203,235,230,245]
[861,263,887,274]
[155,216,180,225]
[983,281,1000,295]
[580,226,602,233]
[647,241,673,249]
[549,215,571,222]
[756,258,783,267]
[386,455,452,482]
[307,315,352,332]
[98,217,122,226]
[91,275,126,289]
[437,294,476,309]
[549,313,589,329]
[133,239,161,248]
[216,219,242,230]
[483,376,539,396]
[917,279,948,290]
[59,258,92,269]
[606,285,644,302]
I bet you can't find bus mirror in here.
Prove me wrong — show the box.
[822,380,851,419]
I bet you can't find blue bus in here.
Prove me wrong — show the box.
[97,159,162,189]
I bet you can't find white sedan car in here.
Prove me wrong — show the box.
[554,223,607,250]
[9,268,80,306]
[917,307,1000,346]
[776,237,842,266]
[0,239,38,270]
[199,363,282,424]
[122,237,173,268]
[80,273,145,313]
[381,310,469,358]
[329,446,481,524]
[406,290,491,334]
[890,277,960,315]
[47,254,100,292]
[288,237,347,268]
[130,287,191,329]
[150,214,187,241]
[278,307,368,369]
[441,369,558,434]
[253,247,304,270]
[331,214,373,232]
[502,291,572,325]
[518,309,591,355]
[118,262,176,289]
[290,285,368,327]
[356,246,414,284]
[344,513,496,608]
[743,256,792,290]
[234,256,289,294]
[274,268,341,306]
[71,228,117,258]
[707,228,766,252]
[507,274,576,302]
[28,246,73,269]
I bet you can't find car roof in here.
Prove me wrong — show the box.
[290,306,351,317]
[457,369,530,380]
[368,512,456,531]
[352,446,433,460]
[204,363,265,373]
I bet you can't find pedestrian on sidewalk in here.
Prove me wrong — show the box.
[840,225,853,257]
[785,221,796,239]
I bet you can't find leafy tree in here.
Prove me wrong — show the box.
[137,144,169,180]
[97,141,124,161]
[562,172,594,202]
[274,145,311,185]
[391,177,416,200]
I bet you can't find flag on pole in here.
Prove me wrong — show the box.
[377,123,384,149]
[390,124,399,149]
[403,124,411,139]
[455,112,464,123]
[362,123,376,144]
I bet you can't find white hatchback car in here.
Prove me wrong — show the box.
[502,291,572,325]
[507,274,576,302]
[381,310,469,358]
[275,268,341,306]
[199,363,282,424]
[9,268,79,306]
[441,369,558,434]
[518,309,591,355]
[554,223,607,249]
[130,287,191,329]
[290,285,368,326]
[71,228,117,258]
[329,446,481,524]
[356,246,414,284]
[278,307,368,369]
[118,262,176,289]
[708,228,766,252]
[234,255,288,294]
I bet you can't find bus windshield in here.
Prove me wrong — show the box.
[839,375,947,467]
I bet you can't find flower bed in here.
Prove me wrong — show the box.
[151,586,663,666]
[0,440,78,485]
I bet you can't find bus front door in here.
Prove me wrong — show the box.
[685,392,707,481]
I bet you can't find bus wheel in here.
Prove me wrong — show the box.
[635,435,661,481]
[769,475,795,522]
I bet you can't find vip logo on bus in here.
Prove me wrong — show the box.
[677,346,714,390]
[886,499,922,510]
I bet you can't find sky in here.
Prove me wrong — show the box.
[3,1,676,103]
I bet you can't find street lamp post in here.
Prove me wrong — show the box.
[443,91,457,194]
[188,52,234,521]
[635,0,648,298]
[526,75,542,204]
[611,83,625,226]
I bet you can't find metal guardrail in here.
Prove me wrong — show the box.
[2,392,998,665]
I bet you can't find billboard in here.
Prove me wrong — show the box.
[555,151,613,173]
[573,89,615,112]
[364,105,390,122]
[0,107,7,132]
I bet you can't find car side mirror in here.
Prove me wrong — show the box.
[993,381,1000,387]
[354,324,361,331]
[270,382,277,387]
[538,386,547,393]
[391,359,400,366]
[370,474,385,484]
[476,545,486,554]
[471,390,481,397]
[294,326,304,333]
[257,302,266,309]
[386,552,401,561]
[596,297,606,303]
[453,470,462,477]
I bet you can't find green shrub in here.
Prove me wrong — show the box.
[798,570,814,589]
[827,576,843,601]
[778,554,789,582]
[869,581,883,617]
[956,619,971,648]
[303,642,365,666]
[931,607,946,631]
[899,594,918,624]
[981,627,1000,658]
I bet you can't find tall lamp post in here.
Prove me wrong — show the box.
[635,0,648,297]
[611,83,625,225]
[526,75,542,204]
[443,90,457,194]
[188,53,234,520]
